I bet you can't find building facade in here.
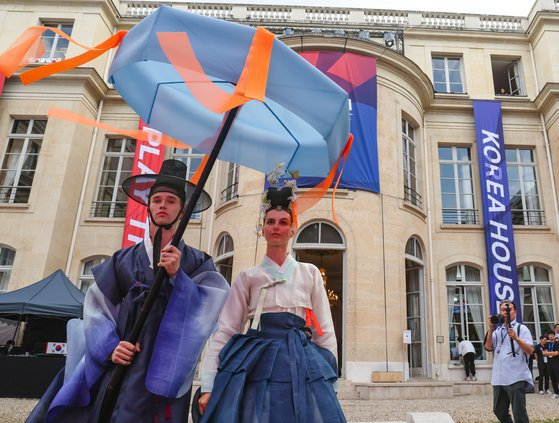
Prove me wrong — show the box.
[1,0,559,384]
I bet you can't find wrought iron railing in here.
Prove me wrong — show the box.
[511,210,546,226]
[221,182,239,203]
[90,201,127,218]
[442,209,479,225]
[404,186,422,208]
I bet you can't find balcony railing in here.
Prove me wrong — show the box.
[221,182,239,203]
[442,209,479,225]
[90,201,127,218]
[404,186,422,208]
[511,210,546,226]
[247,7,291,20]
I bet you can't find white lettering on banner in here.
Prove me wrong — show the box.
[129,218,148,230]
[137,161,156,175]
[127,234,143,244]
[487,195,505,212]
[489,220,508,242]
[481,129,515,304]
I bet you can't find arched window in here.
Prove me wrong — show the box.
[215,234,234,284]
[518,264,554,339]
[295,221,344,245]
[79,257,108,293]
[0,246,16,292]
[446,264,485,361]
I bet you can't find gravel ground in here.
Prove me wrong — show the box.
[3,394,559,422]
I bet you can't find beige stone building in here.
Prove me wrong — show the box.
[1,0,559,388]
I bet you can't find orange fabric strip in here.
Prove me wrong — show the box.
[47,108,190,149]
[305,308,324,337]
[291,134,354,224]
[330,133,354,224]
[156,26,274,114]
[20,31,127,85]
[0,26,126,81]
[190,155,209,185]
[0,27,46,77]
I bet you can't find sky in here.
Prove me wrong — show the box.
[198,0,536,17]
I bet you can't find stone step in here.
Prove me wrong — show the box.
[347,380,492,400]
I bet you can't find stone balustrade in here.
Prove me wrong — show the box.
[122,1,548,33]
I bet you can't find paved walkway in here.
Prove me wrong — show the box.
[2,393,559,423]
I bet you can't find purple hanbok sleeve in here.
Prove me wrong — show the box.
[146,269,229,397]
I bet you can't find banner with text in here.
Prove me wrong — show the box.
[473,100,521,320]
[121,121,165,248]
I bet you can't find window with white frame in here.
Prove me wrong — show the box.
[215,233,234,284]
[518,264,555,340]
[402,119,421,207]
[432,56,465,94]
[38,22,73,62]
[172,147,205,219]
[0,119,47,204]
[79,257,108,293]
[438,146,477,224]
[506,148,544,225]
[0,246,15,293]
[221,162,239,203]
[92,138,136,218]
[446,265,486,360]
[491,58,524,96]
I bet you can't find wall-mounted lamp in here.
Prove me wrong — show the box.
[383,31,396,48]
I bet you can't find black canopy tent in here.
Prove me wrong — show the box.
[0,269,84,319]
[0,269,84,351]
[0,269,85,397]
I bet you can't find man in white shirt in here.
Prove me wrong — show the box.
[484,300,534,423]
[457,337,477,381]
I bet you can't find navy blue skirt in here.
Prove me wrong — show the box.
[201,312,346,423]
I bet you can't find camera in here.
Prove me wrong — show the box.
[490,315,505,325]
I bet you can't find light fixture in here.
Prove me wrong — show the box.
[383,31,396,48]
[283,27,294,36]
[358,30,369,40]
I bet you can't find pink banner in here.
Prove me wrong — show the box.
[0,73,5,95]
[121,120,165,248]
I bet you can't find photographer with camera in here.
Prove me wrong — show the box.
[484,300,534,423]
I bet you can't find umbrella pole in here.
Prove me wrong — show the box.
[98,105,241,422]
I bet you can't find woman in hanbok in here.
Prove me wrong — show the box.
[198,185,346,422]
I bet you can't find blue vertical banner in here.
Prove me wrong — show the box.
[473,100,521,320]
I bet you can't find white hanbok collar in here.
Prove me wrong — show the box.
[143,227,171,269]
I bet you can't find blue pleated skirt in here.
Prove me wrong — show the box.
[201,312,346,423]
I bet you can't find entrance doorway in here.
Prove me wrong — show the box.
[405,237,425,377]
[293,221,345,374]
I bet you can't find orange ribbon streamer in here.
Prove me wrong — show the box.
[156,26,274,114]
[0,26,126,84]
[190,155,209,185]
[305,308,324,336]
[47,108,190,149]
[291,134,354,227]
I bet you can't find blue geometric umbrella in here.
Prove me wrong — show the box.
[108,5,350,178]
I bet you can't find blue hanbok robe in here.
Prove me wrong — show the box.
[26,240,229,423]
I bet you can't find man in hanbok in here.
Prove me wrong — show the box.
[27,159,229,423]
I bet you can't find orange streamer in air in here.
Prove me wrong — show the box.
[190,155,209,185]
[47,108,190,149]
[291,134,354,226]
[0,25,126,84]
[156,26,274,114]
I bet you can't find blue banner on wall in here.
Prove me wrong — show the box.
[298,51,379,192]
[473,100,521,320]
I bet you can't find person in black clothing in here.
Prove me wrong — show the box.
[544,331,559,398]
[534,335,549,394]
